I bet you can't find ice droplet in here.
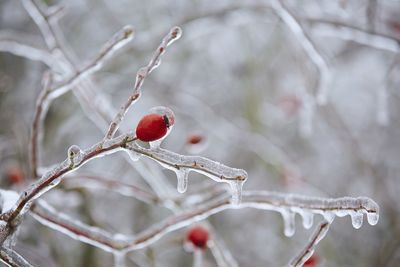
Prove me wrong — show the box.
[367,212,379,226]
[67,145,83,166]
[281,209,296,237]
[350,211,363,229]
[176,168,189,193]
[229,180,244,206]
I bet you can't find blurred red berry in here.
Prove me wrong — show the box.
[187,134,203,145]
[277,95,302,117]
[6,166,24,185]
[187,226,209,249]
[303,255,318,267]
[136,114,170,142]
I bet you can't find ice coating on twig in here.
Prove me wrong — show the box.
[67,145,84,166]
[105,26,182,139]
[0,247,34,267]
[49,25,135,98]
[289,221,330,267]
[272,0,331,106]
[126,144,248,204]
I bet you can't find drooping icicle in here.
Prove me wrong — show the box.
[176,168,189,193]
[367,212,379,226]
[350,211,363,229]
[281,209,296,237]
[113,251,126,267]
[298,210,314,229]
[228,180,244,206]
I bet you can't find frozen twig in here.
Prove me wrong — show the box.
[29,191,379,253]
[271,0,331,105]
[289,220,330,267]
[127,144,248,204]
[104,26,182,139]
[48,25,134,99]
[0,31,56,68]
[63,174,161,205]
[29,72,53,179]
[21,0,58,51]
[28,26,134,178]
[0,132,138,227]
[0,247,33,267]
[308,19,400,53]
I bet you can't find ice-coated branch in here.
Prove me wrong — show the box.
[30,191,379,254]
[63,174,161,205]
[0,31,56,68]
[271,0,330,105]
[29,72,53,179]
[289,220,330,267]
[0,247,33,267]
[21,0,58,51]
[48,25,134,99]
[28,26,133,178]
[0,132,137,227]
[127,144,248,204]
[104,26,182,139]
[308,20,400,53]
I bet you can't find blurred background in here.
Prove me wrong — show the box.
[1,0,400,266]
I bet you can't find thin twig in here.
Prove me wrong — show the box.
[30,191,378,253]
[289,220,330,267]
[0,247,34,267]
[104,26,182,139]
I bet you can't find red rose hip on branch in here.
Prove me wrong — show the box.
[187,226,209,249]
[136,106,175,142]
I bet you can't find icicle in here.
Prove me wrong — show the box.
[281,209,296,237]
[229,180,244,206]
[350,211,363,229]
[367,212,379,226]
[193,249,203,267]
[113,251,126,267]
[299,210,314,229]
[176,168,189,193]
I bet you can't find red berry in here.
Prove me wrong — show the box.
[6,166,24,185]
[187,226,209,249]
[187,134,203,145]
[303,255,318,267]
[136,114,170,142]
